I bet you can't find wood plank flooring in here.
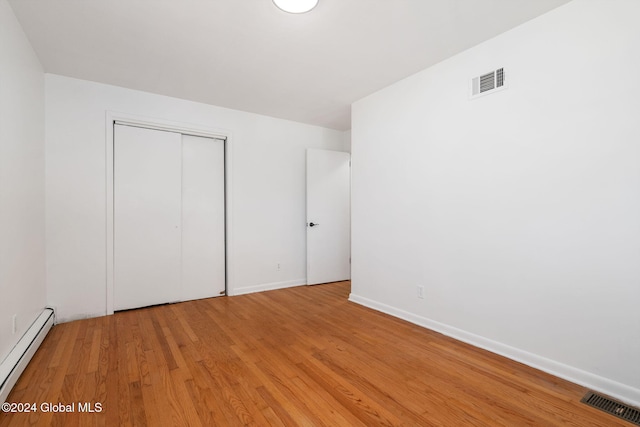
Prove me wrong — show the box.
[0,281,631,426]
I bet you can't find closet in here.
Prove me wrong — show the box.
[113,124,225,311]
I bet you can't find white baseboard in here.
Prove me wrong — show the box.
[0,308,55,403]
[231,279,307,296]
[349,293,640,408]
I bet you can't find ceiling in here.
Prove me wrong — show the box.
[9,0,571,131]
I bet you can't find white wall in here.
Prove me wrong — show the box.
[0,0,46,363]
[45,74,347,322]
[342,130,352,153]
[351,0,640,406]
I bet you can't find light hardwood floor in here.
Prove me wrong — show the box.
[0,281,630,426]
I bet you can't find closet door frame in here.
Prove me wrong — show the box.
[105,111,233,316]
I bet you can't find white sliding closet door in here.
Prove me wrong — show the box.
[113,125,226,311]
[181,135,226,300]
[114,125,182,310]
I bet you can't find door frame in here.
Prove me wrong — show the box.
[105,111,234,315]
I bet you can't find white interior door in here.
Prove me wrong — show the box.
[114,125,182,310]
[306,149,351,285]
[181,134,226,300]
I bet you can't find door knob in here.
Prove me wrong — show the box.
[309,222,319,227]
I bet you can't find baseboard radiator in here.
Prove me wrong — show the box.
[0,308,55,403]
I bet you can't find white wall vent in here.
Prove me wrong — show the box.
[471,68,506,99]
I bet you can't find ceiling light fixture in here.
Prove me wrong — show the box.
[273,0,318,14]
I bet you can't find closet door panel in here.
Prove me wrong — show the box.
[181,135,226,299]
[114,125,182,311]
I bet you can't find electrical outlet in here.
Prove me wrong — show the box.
[417,286,424,299]
[12,314,17,334]
[277,263,281,271]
